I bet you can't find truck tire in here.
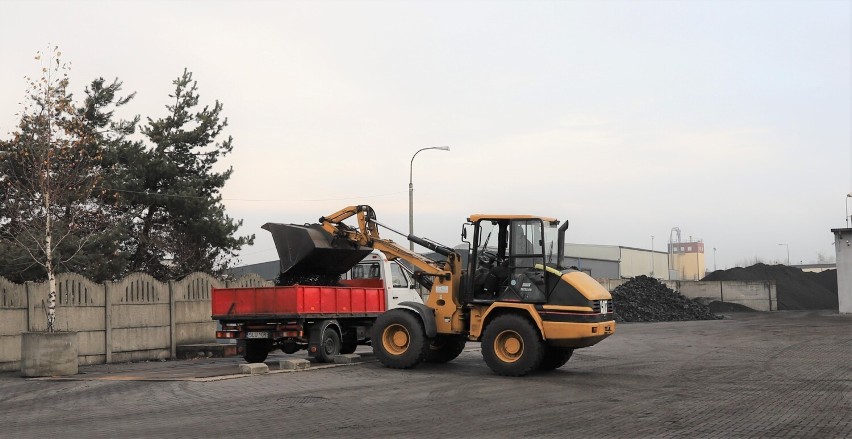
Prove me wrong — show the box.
[538,347,574,371]
[371,309,429,369]
[244,339,272,363]
[481,314,544,376]
[316,326,342,363]
[280,341,299,355]
[340,340,358,355]
[425,335,467,363]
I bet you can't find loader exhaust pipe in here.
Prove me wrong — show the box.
[557,220,569,269]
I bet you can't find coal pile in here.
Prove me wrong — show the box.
[276,273,341,286]
[612,275,719,322]
[702,264,838,311]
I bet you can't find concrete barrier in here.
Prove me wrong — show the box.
[597,278,777,311]
[20,331,78,377]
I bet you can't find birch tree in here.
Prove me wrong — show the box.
[0,47,104,331]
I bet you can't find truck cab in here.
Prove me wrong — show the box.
[343,250,424,308]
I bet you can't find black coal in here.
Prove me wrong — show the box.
[612,275,719,322]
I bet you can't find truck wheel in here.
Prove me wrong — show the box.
[425,335,467,363]
[244,339,272,363]
[340,340,358,355]
[538,347,574,371]
[316,327,341,363]
[371,309,428,369]
[481,314,544,376]
[280,341,299,355]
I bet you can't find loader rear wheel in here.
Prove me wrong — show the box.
[481,314,544,376]
[539,347,574,371]
[316,327,341,363]
[372,309,428,369]
[425,335,467,363]
[244,339,272,363]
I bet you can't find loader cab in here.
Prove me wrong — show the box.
[467,215,560,304]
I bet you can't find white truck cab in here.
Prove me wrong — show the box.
[344,250,424,308]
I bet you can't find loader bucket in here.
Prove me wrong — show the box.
[262,222,372,276]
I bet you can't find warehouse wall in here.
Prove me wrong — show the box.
[562,257,619,279]
[0,272,270,372]
[619,248,670,279]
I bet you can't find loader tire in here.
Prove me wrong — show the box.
[371,309,429,369]
[425,335,467,363]
[538,347,574,371]
[481,314,544,376]
[244,339,272,363]
[316,326,342,363]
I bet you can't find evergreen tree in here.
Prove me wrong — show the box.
[121,69,253,279]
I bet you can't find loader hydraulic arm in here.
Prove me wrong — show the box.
[318,205,457,280]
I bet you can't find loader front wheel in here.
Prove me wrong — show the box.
[372,310,429,369]
[425,335,467,363]
[538,347,574,371]
[481,314,544,376]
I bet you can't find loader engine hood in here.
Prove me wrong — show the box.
[262,222,372,276]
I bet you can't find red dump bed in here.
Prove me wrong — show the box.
[211,284,387,319]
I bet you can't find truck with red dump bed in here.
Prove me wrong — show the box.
[213,249,422,363]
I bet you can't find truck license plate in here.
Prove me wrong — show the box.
[246,331,269,339]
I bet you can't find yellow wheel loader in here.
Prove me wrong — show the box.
[264,205,615,376]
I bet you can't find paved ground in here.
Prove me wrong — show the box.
[2,311,850,438]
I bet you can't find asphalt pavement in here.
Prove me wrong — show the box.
[1,311,850,438]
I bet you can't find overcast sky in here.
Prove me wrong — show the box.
[1,0,850,271]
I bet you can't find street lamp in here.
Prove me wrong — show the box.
[650,235,654,277]
[409,146,450,251]
[777,243,789,265]
[846,193,852,228]
[713,247,717,272]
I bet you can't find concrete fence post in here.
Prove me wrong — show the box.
[104,281,112,364]
[25,282,36,332]
[168,280,176,359]
[719,282,724,303]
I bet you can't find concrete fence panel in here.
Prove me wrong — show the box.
[0,271,299,372]
[0,276,27,371]
[174,273,223,347]
[110,273,170,362]
[55,273,106,365]
[226,273,271,288]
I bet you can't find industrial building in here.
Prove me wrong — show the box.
[562,244,670,280]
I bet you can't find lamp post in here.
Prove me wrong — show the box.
[777,243,789,265]
[650,235,654,277]
[409,146,450,251]
[846,193,851,228]
[713,247,717,272]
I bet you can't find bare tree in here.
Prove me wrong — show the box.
[0,47,104,331]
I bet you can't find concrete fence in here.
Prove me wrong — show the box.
[596,278,778,312]
[0,272,270,372]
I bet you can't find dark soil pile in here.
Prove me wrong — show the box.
[702,264,838,311]
[612,275,719,322]
[707,301,757,313]
[276,273,341,286]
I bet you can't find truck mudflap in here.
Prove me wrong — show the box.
[395,302,437,338]
[307,319,341,358]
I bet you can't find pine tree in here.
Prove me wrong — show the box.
[121,69,253,278]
